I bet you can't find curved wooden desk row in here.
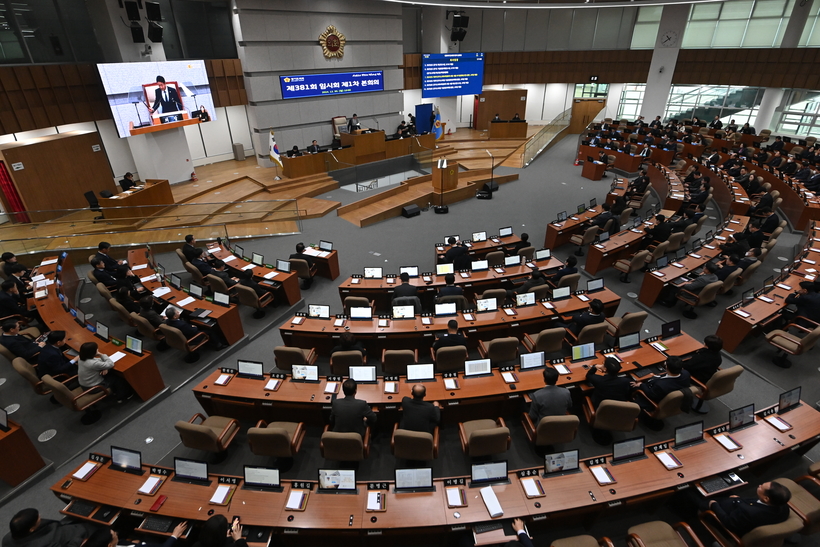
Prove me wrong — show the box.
[741,158,820,231]
[126,250,245,346]
[435,233,523,264]
[193,334,701,426]
[337,257,567,310]
[284,288,621,356]
[34,254,164,401]
[715,242,820,353]
[50,402,820,535]
[543,203,608,250]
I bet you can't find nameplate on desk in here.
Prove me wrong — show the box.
[327,375,344,382]
[649,442,670,452]
[709,425,730,435]
[89,453,110,464]
[291,481,315,491]
[149,466,172,476]
[221,367,238,375]
[444,478,466,486]
[217,476,241,485]
[367,482,390,491]
[517,469,540,479]
[585,457,607,467]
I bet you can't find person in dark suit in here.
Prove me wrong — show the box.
[506,232,530,256]
[528,368,572,424]
[767,151,784,169]
[37,330,78,379]
[139,295,164,328]
[89,258,119,288]
[287,145,301,158]
[626,170,649,200]
[632,356,690,410]
[191,248,214,277]
[436,274,463,300]
[0,320,42,363]
[708,116,723,130]
[514,269,546,295]
[706,150,721,166]
[148,76,183,123]
[785,281,820,327]
[237,269,267,297]
[644,214,674,244]
[3,508,93,547]
[509,519,534,547]
[740,123,755,135]
[392,272,418,299]
[1,252,29,280]
[165,307,200,339]
[0,280,38,323]
[182,234,200,262]
[82,522,188,547]
[330,331,366,357]
[779,156,798,176]
[592,204,614,231]
[119,172,136,192]
[705,481,791,538]
[95,241,127,274]
[400,384,440,434]
[748,190,774,215]
[432,320,467,350]
[737,248,761,270]
[190,515,245,547]
[682,335,723,385]
[806,171,820,192]
[196,106,210,122]
[714,255,741,281]
[8,264,31,298]
[210,260,237,290]
[289,242,315,288]
[443,237,469,264]
[564,299,605,335]
[792,165,814,182]
[347,114,362,133]
[546,256,578,286]
[306,140,320,154]
[115,286,140,314]
[766,136,784,152]
[330,379,377,438]
[756,208,780,234]
[585,357,632,408]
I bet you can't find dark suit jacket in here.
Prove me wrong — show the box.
[437,285,463,299]
[709,120,723,129]
[289,252,314,268]
[307,145,320,154]
[92,268,118,287]
[400,396,440,434]
[0,291,26,318]
[330,395,376,437]
[167,317,199,339]
[443,245,468,264]
[239,277,266,297]
[212,269,237,288]
[646,221,674,243]
[759,214,779,234]
[516,277,546,295]
[140,308,164,328]
[191,258,214,277]
[715,264,740,281]
[432,333,467,350]
[1,519,91,547]
[549,266,577,285]
[151,86,183,115]
[515,531,534,547]
[95,251,120,272]
[0,333,40,361]
[528,385,572,423]
[37,344,77,378]
[683,348,722,384]
[568,311,605,335]
[393,282,419,299]
[586,368,632,407]
[639,371,691,403]
[347,118,361,132]
[119,178,136,192]
[786,291,820,323]
[711,497,790,538]
[182,243,199,262]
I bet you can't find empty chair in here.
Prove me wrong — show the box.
[108,298,137,327]
[517,246,535,261]
[522,327,565,354]
[736,260,761,286]
[175,413,239,460]
[529,284,551,299]
[635,389,689,430]
[521,414,579,448]
[235,283,274,318]
[130,312,167,350]
[628,189,651,211]
[606,311,648,338]
[626,521,704,547]
[458,418,511,457]
[158,323,209,363]
[392,423,439,461]
[614,250,651,283]
[95,282,112,300]
[437,294,469,310]
[676,280,723,319]
[431,345,467,373]
[665,232,685,253]
[343,296,372,315]
[691,365,744,413]
[583,399,641,445]
[570,225,600,256]
[566,322,609,346]
[330,350,364,376]
[393,296,422,315]
[248,420,305,462]
[320,425,371,461]
[381,349,417,375]
[555,272,581,292]
[766,322,820,369]
[274,346,317,372]
[486,251,505,267]
[43,374,110,425]
[646,241,669,264]
[477,336,519,366]
[700,505,802,547]
[619,207,634,227]
[84,191,104,221]
[479,288,507,304]
[290,258,317,290]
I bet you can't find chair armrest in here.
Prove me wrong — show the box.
[477,339,489,358]
[788,318,820,331]
[189,413,207,424]
[72,385,110,410]
[521,412,536,443]
[458,422,469,453]
[598,538,615,547]
[413,348,419,362]
[633,390,659,412]
[390,422,398,453]
[291,422,305,454]
[497,417,508,429]
[699,509,742,547]
[430,347,437,362]
[381,348,387,363]
[564,327,578,344]
[522,333,536,351]
[582,395,596,424]
[362,426,371,458]
[690,376,708,393]
[626,533,648,547]
[217,419,240,448]
[187,331,209,346]
[673,522,706,547]
[254,420,268,428]
[258,292,274,307]
[676,288,699,305]
[432,426,439,459]
[306,348,318,365]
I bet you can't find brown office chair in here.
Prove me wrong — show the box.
[718,268,742,296]
[175,248,189,267]
[582,398,641,445]
[158,323,209,363]
[635,389,690,430]
[235,283,274,318]
[343,296,373,315]
[0,341,19,365]
[431,345,467,373]
[486,251,505,267]
[570,225,600,257]
[479,288,507,305]
[628,189,651,211]
[524,284,549,300]
[690,365,744,413]
[565,322,609,346]
[320,424,371,461]
[290,258,317,289]
[274,346,317,372]
[665,232,685,253]
[614,250,651,283]
[175,413,239,460]
[619,207,634,227]
[551,536,615,547]
[458,418,511,457]
[555,273,581,292]
[735,260,761,287]
[437,295,469,310]
[248,420,305,460]
[521,414,579,448]
[13,357,73,396]
[517,246,535,261]
[477,336,519,366]
[205,274,234,296]
[330,350,365,376]
[626,521,704,547]
[778,476,820,535]
[606,311,648,338]
[522,327,565,354]
[95,282,113,300]
[109,298,137,327]
[184,261,206,285]
[130,312,167,350]
[765,321,820,368]
[381,349,417,375]
[700,507,802,547]
[392,423,439,461]
[676,280,723,319]
[42,374,109,425]
[393,296,422,315]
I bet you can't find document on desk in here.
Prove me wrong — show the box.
[223,255,237,262]
[152,287,171,297]
[140,274,157,283]
[72,461,100,480]
[31,274,46,282]
[264,378,281,391]
[444,378,459,390]
[521,478,545,498]
[765,416,792,432]
[176,296,196,308]
[241,264,256,271]
[132,264,148,271]
[446,486,466,507]
[215,374,232,386]
[384,381,398,394]
[714,434,742,451]
[109,351,127,363]
[285,490,307,510]
[367,492,385,511]
[39,259,58,266]
[480,486,504,518]
[590,465,616,485]
[655,451,683,470]
[263,271,278,279]
[138,476,163,495]
[209,484,234,505]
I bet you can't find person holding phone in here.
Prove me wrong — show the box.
[192,514,247,547]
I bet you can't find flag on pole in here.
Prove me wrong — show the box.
[433,107,444,140]
[269,130,282,168]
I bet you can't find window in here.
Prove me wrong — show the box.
[617,84,646,120]
[575,83,609,99]
[631,6,662,49]
[663,85,763,125]
[775,89,820,137]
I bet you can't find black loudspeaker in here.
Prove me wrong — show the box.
[476,190,492,200]
[452,14,469,28]
[434,205,449,214]
[450,28,467,42]
[148,22,163,42]
[402,204,421,218]
[482,181,499,193]
[125,1,140,20]
[130,24,145,43]
[145,1,161,21]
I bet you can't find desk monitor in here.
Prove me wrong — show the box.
[611,436,646,464]
[516,292,536,307]
[587,278,605,293]
[350,307,373,320]
[589,198,597,208]
[472,231,488,242]
[498,226,513,237]
[235,245,244,258]
[471,259,489,272]
[213,292,230,306]
[690,238,702,251]
[476,298,497,313]
[364,267,383,279]
[349,366,377,383]
[169,273,182,289]
[675,248,686,261]
[470,461,509,487]
[392,305,415,319]
[557,211,568,222]
[618,332,641,351]
[661,319,681,339]
[308,304,330,319]
[74,308,85,327]
[434,302,457,317]
[125,335,142,356]
[464,359,492,378]
[535,249,551,261]
[655,256,668,270]
[519,351,545,370]
[763,275,774,292]
[729,403,756,431]
[504,255,521,267]
[155,262,165,281]
[543,449,581,478]
[406,363,435,382]
[243,465,281,492]
[570,342,596,362]
[319,240,333,252]
[251,253,264,267]
[705,230,714,241]
[394,467,434,493]
[189,282,204,299]
[436,263,455,275]
[674,421,704,450]
[740,288,755,307]
[552,286,571,300]
[95,321,109,342]
[292,365,319,382]
[633,216,643,228]
[237,360,265,379]
[276,259,291,273]
[0,407,7,432]
[173,457,210,486]
[318,469,357,493]
[400,266,419,278]
[110,445,144,475]
[778,387,801,414]
[444,235,460,245]
[598,232,610,244]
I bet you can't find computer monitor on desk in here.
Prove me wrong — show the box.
[110,446,144,475]
[392,305,415,319]
[95,321,109,342]
[400,266,419,278]
[519,351,545,370]
[515,292,536,307]
[470,461,509,487]
[543,449,580,477]
[471,260,489,272]
[189,282,204,299]
[778,387,801,414]
[319,240,333,251]
[618,332,641,351]
[436,263,454,275]
[674,421,704,450]
[476,298,497,313]
[394,468,434,493]
[464,359,492,378]
[350,307,372,320]
[364,267,383,279]
[308,304,330,319]
[661,319,681,339]
[252,253,264,267]
[349,366,377,383]
[498,226,513,237]
[570,342,595,362]
[552,286,571,301]
[237,359,264,379]
[406,363,435,382]
[729,404,756,431]
[125,335,142,356]
[173,457,210,486]
[243,466,281,492]
[434,302,457,317]
[504,255,521,267]
[213,292,230,306]
[318,469,357,493]
[276,259,290,273]
[611,436,646,464]
[535,249,551,261]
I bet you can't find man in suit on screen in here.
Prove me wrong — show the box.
[148,76,183,123]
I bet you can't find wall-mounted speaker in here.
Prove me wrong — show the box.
[148,21,163,43]
[450,28,466,42]
[124,1,140,21]
[145,1,161,22]
[130,23,145,43]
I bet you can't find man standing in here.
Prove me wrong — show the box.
[347,113,361,133]
[400,384,441,434]
[330,379,377,438]
[148,76,183,123]
[528,368,572,424]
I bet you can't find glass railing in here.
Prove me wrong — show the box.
[410,136,434,174]
[522,107,573,167]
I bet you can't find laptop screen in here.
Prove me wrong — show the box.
[170,273,182,288]
[557,211,568,222]
[126,335,142,355]
[465,359,492,377]
[587,278,604,292]
[406,363,435,381]
[535,249,551,260]
[730,404,755,431]
[661,319,681,339]
[577,204,586,214]
[544,449,580,477]
[471,260,489,271]
[276,259,290,273]
[655,256,668,269]
[516,292,536,307]
[618,332,641,351]
[308,304,330,319]
[234,244,244,258]
[598,232,610,244]
[189,283,204,298]
[674,422,703,448]
[96,322,109,341]
[318,469,356,491]
[504,255,521,267]
[571,342,595,362]
[779,387,801,414]
[392,305,415,319]
[252,253,264,266]
[237,360,264,378]
[350,307,372,320]
[174,458,208,482]
[244,466,280,489]
[214,292,230,305]
[741,289,754,306]
[292,365,318,381]
[0,407,6,430]
[434,302,457,316]
[445,235,460,244]
[476,298,497,312]
[75,308,85,325]
[394,468,433,491]
[111,446,141,471]
[319,240,333,251]
[498,226,513,237]
[553,286,571,300]
[364,267,383,279]
[612,437,645,463]
[349,366,376,382]
[589,198,597,208]
[471,461,508,485]
[400,266,419,277]
[472,231,487,242]
[436,263,455,275]
[520,352,545,370]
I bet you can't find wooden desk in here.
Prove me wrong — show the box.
[543,206,605,249]
[747,160,820,230]
[206,244,301,307]
[0,419,46,486]
[436,235,522,264]
[582,160,606,181]
[489,121,528,139]
[99,180,175,219]
[340,131,387,164]
[583,209,676,275]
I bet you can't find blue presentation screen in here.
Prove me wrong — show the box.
[421,53,484,98]
[279,71,384,100]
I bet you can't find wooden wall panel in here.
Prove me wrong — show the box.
[205,59,247,108]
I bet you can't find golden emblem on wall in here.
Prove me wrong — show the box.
[319,25,346,58]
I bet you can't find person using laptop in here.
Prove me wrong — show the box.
[400,384,441,435]
[631,356,690,411]
[436,274,463,300]
[78,341,132,403]
[528,368,572,425]
[585,357,631,408]
[37,331,78,379]
[703,482,791,538]
[330,331,366,358]
[546,256,577,287]
[392,272,418,299]
[432,320,467,350]
[330,379,377,438]
[681,335,723,385]
[289,242,315,289]
[562,299,605,336]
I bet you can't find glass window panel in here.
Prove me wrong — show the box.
[721,1,754,19]
[752,0,787,18]
[798,17,816,46]
[690,3,722,20]
[631,22,660,49]
[713,20,747,47]
[808,23,820,46]
[682,21,717,48]
[742,19,780,47]
[636,6,663,22]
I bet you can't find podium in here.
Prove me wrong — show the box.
[582,160,606,181]
[0,420,46,486]
[433,161,459,193]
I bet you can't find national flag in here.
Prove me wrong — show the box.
[433,107,444,140]
[269,130,282,168]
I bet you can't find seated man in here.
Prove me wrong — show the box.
[400,384,441,435]
[0,280,39,324]
[505,232,530,256]
[715,255,742,281]
[705,482,791,538]
[0,320,43,363]
[432,320,467,350]
[330,379,377,437]
[756,208,780,235]
[514,268,546,295]
[289,242,315,288]
[90,258,139,299]
[2,508,92,547]
[737,247,761,270]
[436,273,463,300]
[138,295,164,328]
[95,242,127,275]
[210,260,237,290]
[1,252,30,280]
[330,331,366,357]
[443,237,469,264]
[392,272,418,299]
[682,335,723,385]
[546,256,577,287]
[37,330,78,379]
[785,280,820,327]
[631,356,690,411]
[644,214,674,245]
[182,234,200,262]
[660,261,720,307]
[585,356,632,408]
[626,170,649,200]
[119,172,136,192]
[190,248,214,277]
[563,298,605,336]
[165,307,226,350]
[8,264,32,298]
[528,368,572,424]
[237,269,268,297]
[593,204,614,230]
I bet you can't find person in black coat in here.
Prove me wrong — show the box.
[1,252,30,280]
[515,269,546,295]
[3,508,93,547]
[436,274,463,300]
[115,286,140,314]
[392,272,419,299]
[756,209,780,234]
[546,256,577,286]
[139,295,164,328]
[714,255,741,281]
[644,215,675,244]
[785,281,820,327]
[330,379,377,437]
[149,76,183,122]
[83,523,187,547]
[593,204,614,230]
[585,357,632,408]
[165,307,200,339]
[211,260,238,289]
[182,234,200,262]
[564,299,605,336]
[0,280,38,323]
[0,320,42,363]
[330,331,366,357]
[432,320,467,350]
[119,172,136,192]
[400,384,441,434]
[705,481,791,538]
[191,248,214,277]
[506,233,530,256]
[237,269,266,297]
[443,237,469,264]
[632,356,690,410]
[191,515,246,547]
[95,242,126,274]
[682,335,723,385]
[7,264,31,298]
[626,170,650,200]
[37,331,78,379]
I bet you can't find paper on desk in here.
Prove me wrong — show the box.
[73,462,98,480]
[286,491,305,510]
[446,487,464,507]
[109,351,126,363]
[501,372,516,383]
[140,274,157,283]
[177,296,196,307]
[223,255,237,262]
[554,364,571,374]
[444,378,458,390]
[40,259,58,266]
[210,485,231,504]
[138,476,161,494]
[521,478,541,497]
[590,466,615,485]
[367,492,382,511]
[422,317,432,325]
[735,310,751,318]
[132,264,148,271]
[542,302,554,309]
[776,283,791,290]
[378,319,388,327]
[715,434,740,450]
[318,251,330,258]
[152,287,171,297]
[384,381,398,394]
[480,486,504,518]
[242,264,256,271]
[503,308,516,316]
[215,374,231,385]
[656,452,680,469]
[263,271,278,279]
[325,382,338,394]
[31,274,46,282]
[265,378,280,391]
[301,247,321,256]
[577,294,590,302]
[765,416,791,431]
